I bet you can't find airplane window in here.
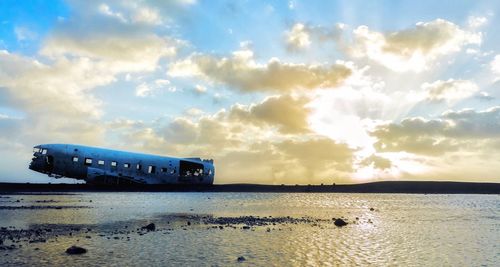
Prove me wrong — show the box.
[161,167,168,173]
[42,149,47,155]
[124,163,130,168]
[137,164,142,171]
[111,161,117,167]
[98,160,105,165]
[72,156,78,162]
[33,148,40,153]
[148,166,156,174]
[84,158,92,166]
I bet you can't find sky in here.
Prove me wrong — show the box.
[1,0,500,184]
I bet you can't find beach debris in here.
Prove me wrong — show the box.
[65,245,87,255]
[142,223,156,231]
[333,218,348,227]
[237,256,246,262]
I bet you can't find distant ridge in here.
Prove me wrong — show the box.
[0,181,499,194]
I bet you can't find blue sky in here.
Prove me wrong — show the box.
[1,0,499,184]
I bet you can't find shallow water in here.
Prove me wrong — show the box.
[0,193,498,266]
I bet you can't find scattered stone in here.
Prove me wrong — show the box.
[237,256,246,262]
[334,218,348,227]
[65,245,87,255]
[29,238,46,243]
[242,226,250,230]
[369,208,375,211]
[187,221,191,226]
[142,223,156,231]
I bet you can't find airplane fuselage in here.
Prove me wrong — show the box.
[29,144,215,185]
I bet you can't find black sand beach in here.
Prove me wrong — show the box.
[1,181,499,194]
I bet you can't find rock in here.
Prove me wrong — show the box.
[65,246,87,255]
[187,221,191,226]
[369,207,375,211]
[237,256,246,262]
[334,218,348,227]
[142,223,156,231]
[242,226,250,230]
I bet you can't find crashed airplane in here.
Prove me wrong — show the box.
[29,144,215,185]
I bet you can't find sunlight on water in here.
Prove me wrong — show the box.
[0,193,498,266]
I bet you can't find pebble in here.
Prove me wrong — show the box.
[142,223,156,231]
[65,245,87,255]
[334,218,348,227]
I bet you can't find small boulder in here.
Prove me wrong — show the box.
[237,256,246,262]
[369,207,375,211]
[142,223,156,231]
[65,245,87,255]
[334,218,348,227]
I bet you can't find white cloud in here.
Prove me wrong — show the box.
[286,23,311,50]
[491,55,500,77]
[135,79,172,97]
[168,51,352,92]
[98,3,127,22]
[41,35,178,73]
[193,84,207,94]
[14,26,37,41]
[285,22,344,51]
[423,79,479,102]
[349,19,482,72]
[467,16,488,29]
[132,6,162,25]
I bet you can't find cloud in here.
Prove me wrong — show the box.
[135,79,172,97]
[286,23,311,50]
[360,154,392,170]
[491,55,500,78]
[193,84,207,95]
[168,50,352,92]
[423,79,478,102]
[285,22,344,51]
[476,91,494,101]
[14,26,37,41]
[229,94,311,133]
[371,106,500,156]
[349,19,482,72]
[42,34,178,73]
[467,16,488,29]
[105,94,356,184]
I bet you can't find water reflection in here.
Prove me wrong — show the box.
[0,193,498,266]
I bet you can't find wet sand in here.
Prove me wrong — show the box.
[0,192,497,266]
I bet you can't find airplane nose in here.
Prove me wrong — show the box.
[29,157,43,172]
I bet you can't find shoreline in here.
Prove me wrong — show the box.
[1,181,499,194]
